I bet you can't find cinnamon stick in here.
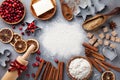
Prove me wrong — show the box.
[34,60,45,80]
[59,62,64,80]
[86,48,105,61]
[52,68,56,80]
[55,64,60,80]
[87,57,103,73]
[83,42,98,52]
[101,61,120,72]
[41,62,51,80]
[46,63,52,80]
[48,66,54,80]
[54,69,58,80]
[94,59,110,71]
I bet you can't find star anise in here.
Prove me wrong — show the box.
[109,21,117,30]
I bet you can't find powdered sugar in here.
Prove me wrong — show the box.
[39,22,86,60]
[69,58,91,79]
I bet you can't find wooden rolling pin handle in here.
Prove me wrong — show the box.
[104,7,120,16]
[22,44,35,60]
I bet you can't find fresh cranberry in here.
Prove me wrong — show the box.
[54,58,58,63]
[31,73,35,78]
[36,56,41,61]
[26,74,30,78]
[12,26,15,29]
[36,50,41,55]
[40,58,43,62]
[32,62,39,67]
[21,22,25,26]
[27,33,30,36]
[21,32,24,35]
[19,26,23,31]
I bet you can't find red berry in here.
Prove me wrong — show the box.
[31,73,35,78]
[21,32,24,35]
[32,62,39,67]
[36,50,41,55]
[12,26,15,29]
[26,74,30,78]
[36,56,41,61]
[21,22,25,26]
[19,26,23,30]
[54,58,58,63]
[40,58,43,62]
[27,33,30,36]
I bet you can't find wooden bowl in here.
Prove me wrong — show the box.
[66,56,93,80]
[30,0,56,20]
[0,0,26,25]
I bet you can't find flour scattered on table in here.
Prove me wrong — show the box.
[39,22,86,60]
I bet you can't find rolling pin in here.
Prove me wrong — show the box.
[1,44,35,80]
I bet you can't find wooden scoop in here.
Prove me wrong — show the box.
[83,7,120,31]
[60,0,73,21]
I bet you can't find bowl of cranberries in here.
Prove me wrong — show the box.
[0,0,26,24]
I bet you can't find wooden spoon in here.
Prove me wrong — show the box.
[30,0,57,20]
[60,0,73,21]
[83,7,120,31]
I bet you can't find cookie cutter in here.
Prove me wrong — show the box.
[102,46,117,61]
[0,49,11,67]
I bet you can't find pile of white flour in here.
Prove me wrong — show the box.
[39,22,86,60]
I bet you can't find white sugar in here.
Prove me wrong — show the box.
[39,22,86,60]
